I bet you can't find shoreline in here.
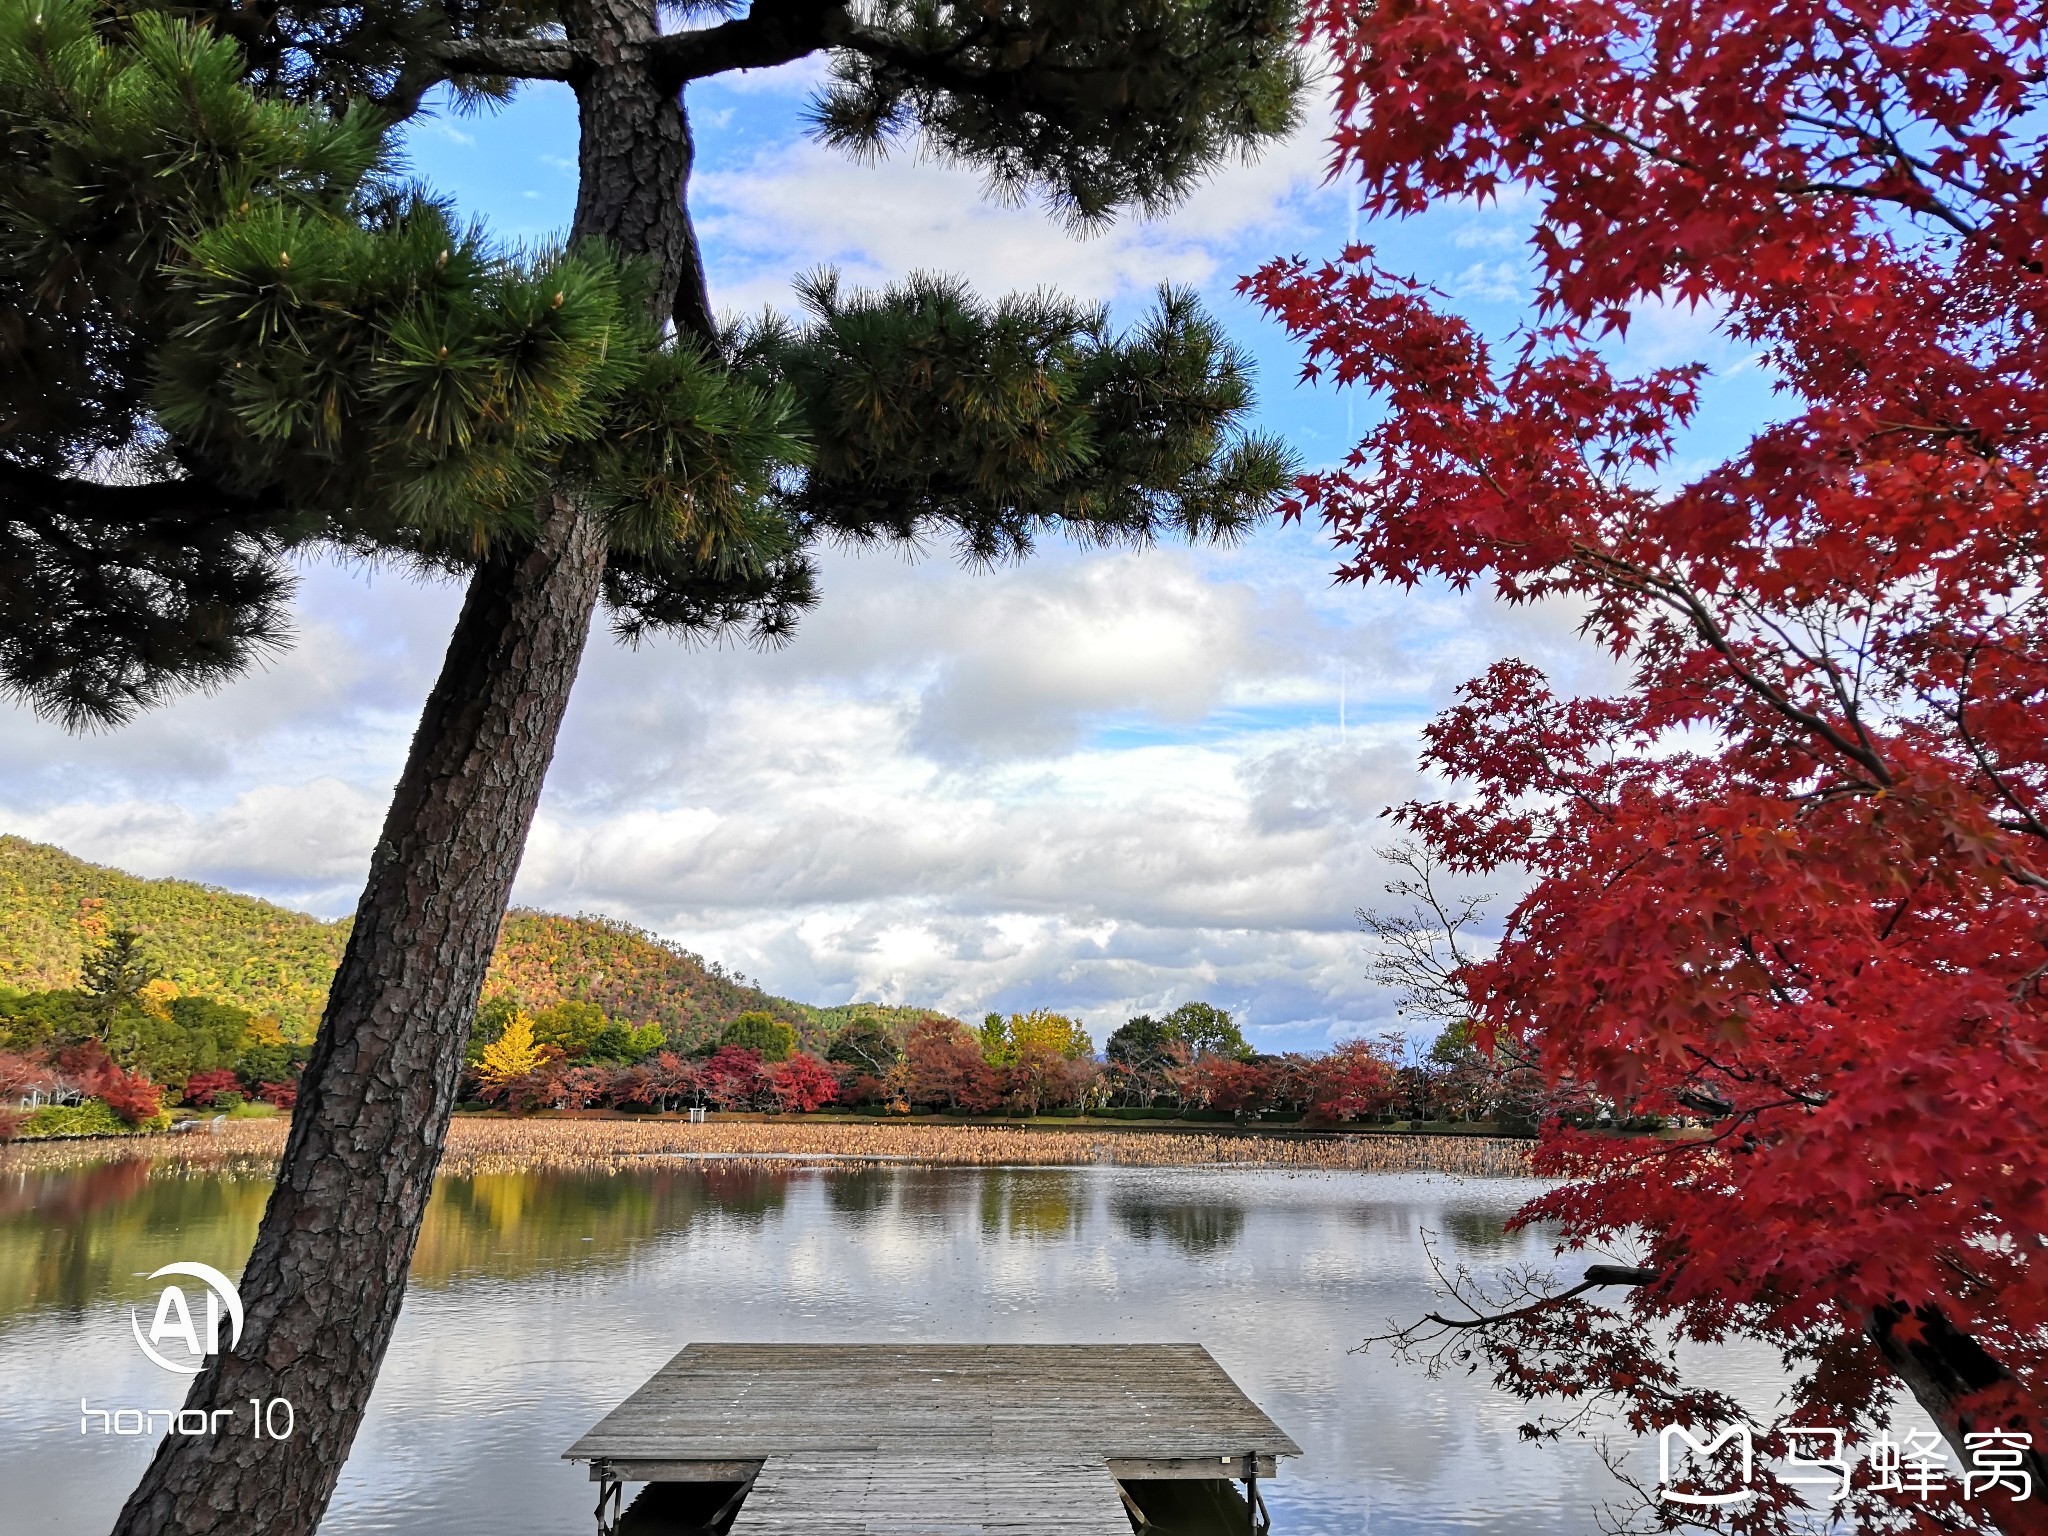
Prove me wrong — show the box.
[2,1115,1535,1178]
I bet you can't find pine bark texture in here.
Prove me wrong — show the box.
[568,0,713,340]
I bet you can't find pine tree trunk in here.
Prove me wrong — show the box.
[109,2,704,1524]
[109,493,608,1536]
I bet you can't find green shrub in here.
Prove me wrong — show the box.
[21,1099,126,1137]
[223,1099,275,1119]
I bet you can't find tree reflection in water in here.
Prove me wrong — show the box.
[1111,1194,1248,1256]
[978,1170,1084,1241]
[821,1167,892,1221]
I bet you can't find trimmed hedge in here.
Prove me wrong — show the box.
[14,1098,177,1137]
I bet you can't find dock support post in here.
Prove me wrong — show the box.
[593,1465,622,1536]
[1243,1450,1270,1536]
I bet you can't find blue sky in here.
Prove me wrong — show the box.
[0,46,1779,1052]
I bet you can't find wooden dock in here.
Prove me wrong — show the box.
[565,1343,1300,1535]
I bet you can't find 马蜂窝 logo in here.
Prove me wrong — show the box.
[1659,1424,1755,1506]
[130,1262,244,1374]
[1656,1422,2035,1507]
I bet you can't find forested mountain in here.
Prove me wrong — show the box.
[0,837,344,1035]
[0,837,841,1046]
[486,911,813,1050]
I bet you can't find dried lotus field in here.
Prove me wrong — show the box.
[0,1115,1534,1178]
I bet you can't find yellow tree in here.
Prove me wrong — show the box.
[478,1011,545,1085]
[1008,1009,1094,1061]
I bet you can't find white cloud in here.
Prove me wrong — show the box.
[0,525,1558,1048]
[4,779,384,914]
[693,95,1339,316]
[1450,260,1526,304]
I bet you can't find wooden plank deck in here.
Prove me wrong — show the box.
[566,1344,1299,1533]
[735,1451,1131,1535]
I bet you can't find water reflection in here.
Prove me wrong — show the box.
[0,1157,1797,1536]
[978,1170,1084,1241]
[693,1165,789,1224]
[0,1163,269,1321]
[820,1167,892,1220]
[1110,1194,1247,1255]
[1439,1204,1515,1253]
[413,1171,717,1287]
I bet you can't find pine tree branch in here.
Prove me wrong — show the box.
[438,36,582,83]
[0,463,293,729]
[833,24,1076,104]
[373,37,584,122]
[672,196,719,345]
[0,462,277,523]
[654,0,853,84]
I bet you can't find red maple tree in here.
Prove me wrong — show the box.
[767,1053,842,1114]
[1244,0,2047,1530]
[904,1020,1005,1114]
[701,1046,771,1112]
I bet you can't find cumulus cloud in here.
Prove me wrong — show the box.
[0,525,1544,1047]
[7,779,385,914]
[692,87,1339,315]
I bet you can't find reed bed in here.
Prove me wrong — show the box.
[2,1115,1534,1179]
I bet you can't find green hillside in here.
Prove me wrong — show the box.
[0,836,347,1036]
[0,837,890,1049]
[485,910,816,1049]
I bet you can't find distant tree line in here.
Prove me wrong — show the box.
[0,927,312,1137]
[1,928,1580,1135]
[456,996,1575,1130]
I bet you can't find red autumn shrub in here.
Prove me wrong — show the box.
[0,1049,50,1098]
[640,1051,701,1113]
[1181,1057,1273,1116]
[836,1070,887,1108]
[98,1068,163,1126]
[54,1040,161,1125]
[256,1081,298,1110]
[184,1069,242,1108]
[1299,1040,1400,1125]
[558,1065,613,1110]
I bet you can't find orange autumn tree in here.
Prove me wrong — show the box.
[1245,0,2048,1530]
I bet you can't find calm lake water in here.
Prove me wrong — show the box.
[0,1158,1793,1534]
